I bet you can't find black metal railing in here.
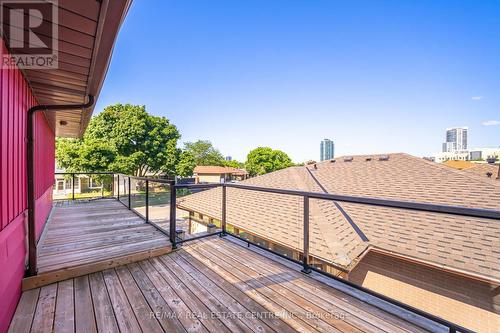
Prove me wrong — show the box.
[54,171,497,333]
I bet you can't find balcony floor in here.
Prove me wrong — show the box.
[24,199,172,289]
[11,237,433,333]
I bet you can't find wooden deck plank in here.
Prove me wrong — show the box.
[43,217,152,241]
[38,230,163,255]
[174,250,296,333]
[126,262,189,333]
[114,266,164,333]
[23,246,172,291]
[31,199,171,278]
[88,272,119,333]
[12,237,434,333]
[185,242,337,333]
[8,288,40,333]
[38,237,170,271]
[157,254,263,333]
[221,238,431,333]
[74,276,97,333]
[40,226,158,249]
[43,220,150,237]
[141,258,231,333]
[180,245,322,333]
[53,280,75,333]
[102,269,143,333]
[31,284,57,333]
[43,219,150,237]
[203,239,376,333]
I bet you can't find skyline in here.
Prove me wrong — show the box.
[94,0,500,162]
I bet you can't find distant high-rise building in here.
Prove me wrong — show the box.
[225,156,232,161]
[442,127,468,152]
[320,139,335,161]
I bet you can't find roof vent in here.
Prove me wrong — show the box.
[344,156,353,162]
[313,164,317,169]
[379,155,390,161]
[365,157,372,161]
[486,172,493,178]
[330,159,336,163]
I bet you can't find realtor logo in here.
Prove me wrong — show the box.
[1,0,58,69]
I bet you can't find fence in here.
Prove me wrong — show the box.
[55,171,499,333]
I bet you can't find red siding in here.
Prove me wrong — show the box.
[0,40,55,333]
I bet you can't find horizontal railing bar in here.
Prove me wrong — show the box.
[55,172,114,175]
[226,183,500,220]
[55,172,499,219]
[55,172,175,184]
[116,173,174,183]
[176,231,223,244]
[174,183,222,189]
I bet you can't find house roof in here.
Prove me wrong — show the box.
[194,166,248,176]
[178,153,500,283]
[442,160,475,170]
[9,0,132,138]
[461,163,500,181]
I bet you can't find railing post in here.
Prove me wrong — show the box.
[117,175,120,200]
[145,179,149,223]
[220,184,227,236]
[72,173,75,200]
[128,176,131,210]
[301,195,311,274]
[110,174,114,199]
[169,181,177,249]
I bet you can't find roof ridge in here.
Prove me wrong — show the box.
[291,167,361,267]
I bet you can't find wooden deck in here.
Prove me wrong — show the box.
[11,237,435,333]
[23,199,172,290]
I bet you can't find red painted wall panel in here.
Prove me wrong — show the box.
[0,40,55,333]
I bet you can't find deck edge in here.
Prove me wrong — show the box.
[22,245,174,290]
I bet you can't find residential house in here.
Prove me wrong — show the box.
[194,165,249,183]
[178,153,500,332]
[53,172,111,199]
[443,160,500,181]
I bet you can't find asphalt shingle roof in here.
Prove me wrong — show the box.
[178,153,500,281]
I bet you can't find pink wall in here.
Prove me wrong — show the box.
[0,40,55,333]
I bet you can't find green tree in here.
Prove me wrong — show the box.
[176,151,196,177]
[183,140,225,166]
[245,147,293,176]
[56,104,181,177]
[223,159,244,169]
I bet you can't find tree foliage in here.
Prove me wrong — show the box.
[56,104,181,177]
[245,147,293,176]
[223,159,244,169]
[175,151,196,177]
[183,140,225,166]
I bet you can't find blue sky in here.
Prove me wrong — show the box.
[95,0,500,163]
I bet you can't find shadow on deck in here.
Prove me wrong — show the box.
[22,199,172,290]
